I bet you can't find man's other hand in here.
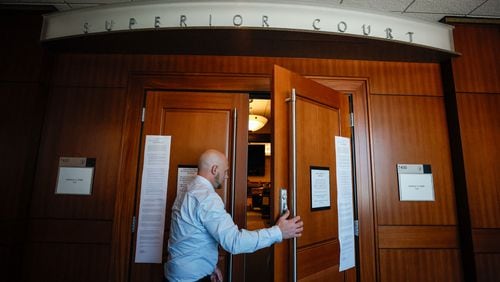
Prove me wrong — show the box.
[276,210,304,239]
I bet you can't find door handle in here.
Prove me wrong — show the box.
[280,188,288,215]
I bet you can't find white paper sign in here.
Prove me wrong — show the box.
[311,167,331,209]
[55,167,94,195]
[399,173,434,201]
[335,136,356,271]
[135,135,171,263]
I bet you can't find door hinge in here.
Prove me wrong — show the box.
[354,219,359,236]
[141,107,146,122]
[131,215,137,233]
[350,112,354,127]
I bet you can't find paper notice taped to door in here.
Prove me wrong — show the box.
[135,135,171,263]
[335,136,356,271]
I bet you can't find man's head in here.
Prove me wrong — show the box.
[198,149,229,189]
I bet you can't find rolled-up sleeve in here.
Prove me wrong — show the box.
[199,193,282,254]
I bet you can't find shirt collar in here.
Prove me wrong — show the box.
[195,175,215,192]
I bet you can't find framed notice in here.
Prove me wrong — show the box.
[310,166,331,211]
[55,157,96,195]
[397,164,434,201]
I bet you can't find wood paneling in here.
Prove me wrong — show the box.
[50,53,444,97]
[7,11,497,282]
[449,21,500,282]
[25,86,124,281]
[297,240,340,279]
[456,93,500,228]
[379,249,463,282]
[378,226,459,248]
[1,83,46,216]
[473,229,500,253]
[0,9,51,282]
[52,54,130,87]
[475,253,500,282]
[371,95,457,225]
[23,243,110,282]
[29,219,112,243]
[0,11,47,82]
[452,24,500,94]
[31,87,126,219]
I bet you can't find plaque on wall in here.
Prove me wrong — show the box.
[55,157,96,195]
[397,164,434,201]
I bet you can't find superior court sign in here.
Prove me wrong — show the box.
[41,0,455,53]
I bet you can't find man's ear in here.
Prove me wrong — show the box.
[210,165,218,175]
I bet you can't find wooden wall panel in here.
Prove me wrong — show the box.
[379,249,463,282]
[24,85,126,280]
[473,229,500,253]
[129,55,443,95]
[452,24,500,94]
[50,53,443,96]
[0,9,51,282]
[370,95,456,225]
[52,54,130,87]
[0,11,46,82]
[1,83,46,216]
[475,253,500,282]
[378,226,459,249]
[23,243,110,282]
[31,87,125,219]
[456,93,500,228]
[448,21,500,282]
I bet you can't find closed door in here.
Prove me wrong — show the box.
[272,66,356,281]
[130,90,248,282]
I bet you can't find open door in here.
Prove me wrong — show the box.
[130,90,248,282]
[272,66,355,281]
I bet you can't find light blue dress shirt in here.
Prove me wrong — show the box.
[164,175,282,281]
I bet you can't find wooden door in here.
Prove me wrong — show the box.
[130,90,248,282]
[272,66,355,281]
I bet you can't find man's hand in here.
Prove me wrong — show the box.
[276,210,304,239]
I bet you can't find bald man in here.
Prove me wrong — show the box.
[164,149,303,282]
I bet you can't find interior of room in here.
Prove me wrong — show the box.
[245,95,273,281]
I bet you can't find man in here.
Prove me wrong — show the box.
[165,149,304,282]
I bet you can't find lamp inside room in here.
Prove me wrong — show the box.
[248,114,268,132]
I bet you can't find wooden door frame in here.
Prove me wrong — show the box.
[109,72,269,282]
[272,74,376,282]
[308,77,376,282]
[109,71,375,282]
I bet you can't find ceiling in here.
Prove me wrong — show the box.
[2,0,499,23]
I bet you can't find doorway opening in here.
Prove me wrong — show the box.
[245,92,273,282]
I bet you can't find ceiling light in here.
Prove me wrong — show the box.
[248,114,268,132]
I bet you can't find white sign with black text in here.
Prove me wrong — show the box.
[397,164,434,201]
[335,136,355,271]
[135,135,171,263]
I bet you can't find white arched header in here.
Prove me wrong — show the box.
[41,0,455,52]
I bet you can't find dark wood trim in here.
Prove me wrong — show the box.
[440,60,477,281]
